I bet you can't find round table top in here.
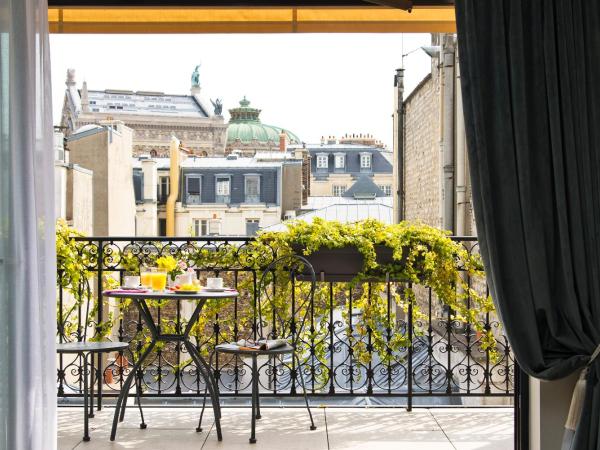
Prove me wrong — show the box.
[102,288,239,300]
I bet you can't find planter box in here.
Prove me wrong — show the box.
[292,244,400,282]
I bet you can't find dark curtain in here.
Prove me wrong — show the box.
[455,1,600,449]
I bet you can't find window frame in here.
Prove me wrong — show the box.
[158,175,170,202]
[244,174,261,203]
[193,218,209,236]
[332,184,347,197]
[360,152,372,170]
[185,174,202,205]
[215,174,231,203]
[316,153,329,170]
[334,152,346,170]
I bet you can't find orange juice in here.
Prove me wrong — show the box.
[140,272,153,288]
[151,272,167,291]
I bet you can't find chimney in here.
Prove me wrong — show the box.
[81,81,90,113]
[279,130,287,152]
[66,68,76,87]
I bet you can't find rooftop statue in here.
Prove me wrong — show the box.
[211,98,223,116]
[191,65,201,87]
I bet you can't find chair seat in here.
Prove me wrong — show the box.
[215,342,294,356]
[56,341,130,354]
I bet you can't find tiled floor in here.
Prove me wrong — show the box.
[58,406,514,450]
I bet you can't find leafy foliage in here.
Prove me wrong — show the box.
[56,217,499,376]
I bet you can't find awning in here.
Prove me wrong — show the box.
[48,7,456,33]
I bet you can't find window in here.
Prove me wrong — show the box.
[158,176,169,202]
[360,153,372,170]
[193,219,209,236]
[316,154,328,169]
[246,218,260,236]
[245,175,260,203]
[185,174,201,204]
[332,185,346,197]
[334,153,345,169]
[158,218,166,236]
[215,176,230,203]
[379,185,392,196]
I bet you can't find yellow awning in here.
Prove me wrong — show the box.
[48,7,455,33]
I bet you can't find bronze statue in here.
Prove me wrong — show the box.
[211,98,223,116]
[191,65,201,87]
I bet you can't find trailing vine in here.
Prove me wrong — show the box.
[56,217,499,384]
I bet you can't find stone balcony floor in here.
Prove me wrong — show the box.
[58,406,513,450]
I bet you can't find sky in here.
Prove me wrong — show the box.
[50,33,432,149]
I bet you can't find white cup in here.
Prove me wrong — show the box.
[206,277,223,290]
[123,275,140,288]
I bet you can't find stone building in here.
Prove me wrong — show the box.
[54,130,94,234]
[60,67,228,157]
[225,97,301,155]
[133,150,306,237]
[397,34,475,236]
[297,136,393,198]
[66,121,137,236]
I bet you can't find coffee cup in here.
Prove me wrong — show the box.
[206,277,223,290]
[123,275,140,288]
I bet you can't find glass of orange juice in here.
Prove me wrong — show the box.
[151,268,167,292]
[140,267,153,289]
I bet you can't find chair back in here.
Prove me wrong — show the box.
[256,254,316,350]
[58,271,93,342]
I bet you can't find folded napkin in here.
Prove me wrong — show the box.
[104,288,151,294]
[233,338,288,351]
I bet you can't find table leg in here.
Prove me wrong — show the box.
[83,353,90,442]
[110,340,156,441]
[250,355,258,444]
[184,341,222,441]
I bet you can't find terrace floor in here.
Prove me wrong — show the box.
[58,406,514,449]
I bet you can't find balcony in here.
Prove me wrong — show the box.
[58,406,514,449]
[56,235,517,448]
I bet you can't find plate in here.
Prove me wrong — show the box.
[120,286,142,290]
[203,287,228,292]
[173,289,200,294]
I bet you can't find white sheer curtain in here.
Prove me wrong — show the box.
[0,0,57,448]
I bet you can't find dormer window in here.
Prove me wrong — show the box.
[185,174,201,205]
[316,153,328,169]
[360,152,372,171]
[245,175,261,203]
[215,175,231,203]
[334,153,345,170]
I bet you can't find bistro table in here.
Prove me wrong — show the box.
[102,288,239,442]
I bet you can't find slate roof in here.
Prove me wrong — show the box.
[301,143,393,176]
[343,175,386,198]
[85,89,209,118]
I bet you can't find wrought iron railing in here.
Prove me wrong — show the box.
[56,236,514,407]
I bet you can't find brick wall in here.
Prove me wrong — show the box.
[403,73,443,228]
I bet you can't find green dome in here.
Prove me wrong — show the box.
[226,97,301,144]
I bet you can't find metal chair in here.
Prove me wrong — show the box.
[197,254,317,443]
[57,277,145,441]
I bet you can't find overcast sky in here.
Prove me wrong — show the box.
[50,33,432,149]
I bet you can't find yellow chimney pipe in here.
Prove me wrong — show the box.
[166,136,180,236]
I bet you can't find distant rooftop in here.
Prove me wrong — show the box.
[85,89,209,118]
[265,201,393,231]
[131,155,286,170]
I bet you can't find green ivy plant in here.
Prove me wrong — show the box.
[56,217,499,381]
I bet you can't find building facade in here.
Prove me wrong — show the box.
[298,137,393,198]
[398,33,476,236]
[134,151,306,237]
[66,121,137,236]
[60,68,228,157]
